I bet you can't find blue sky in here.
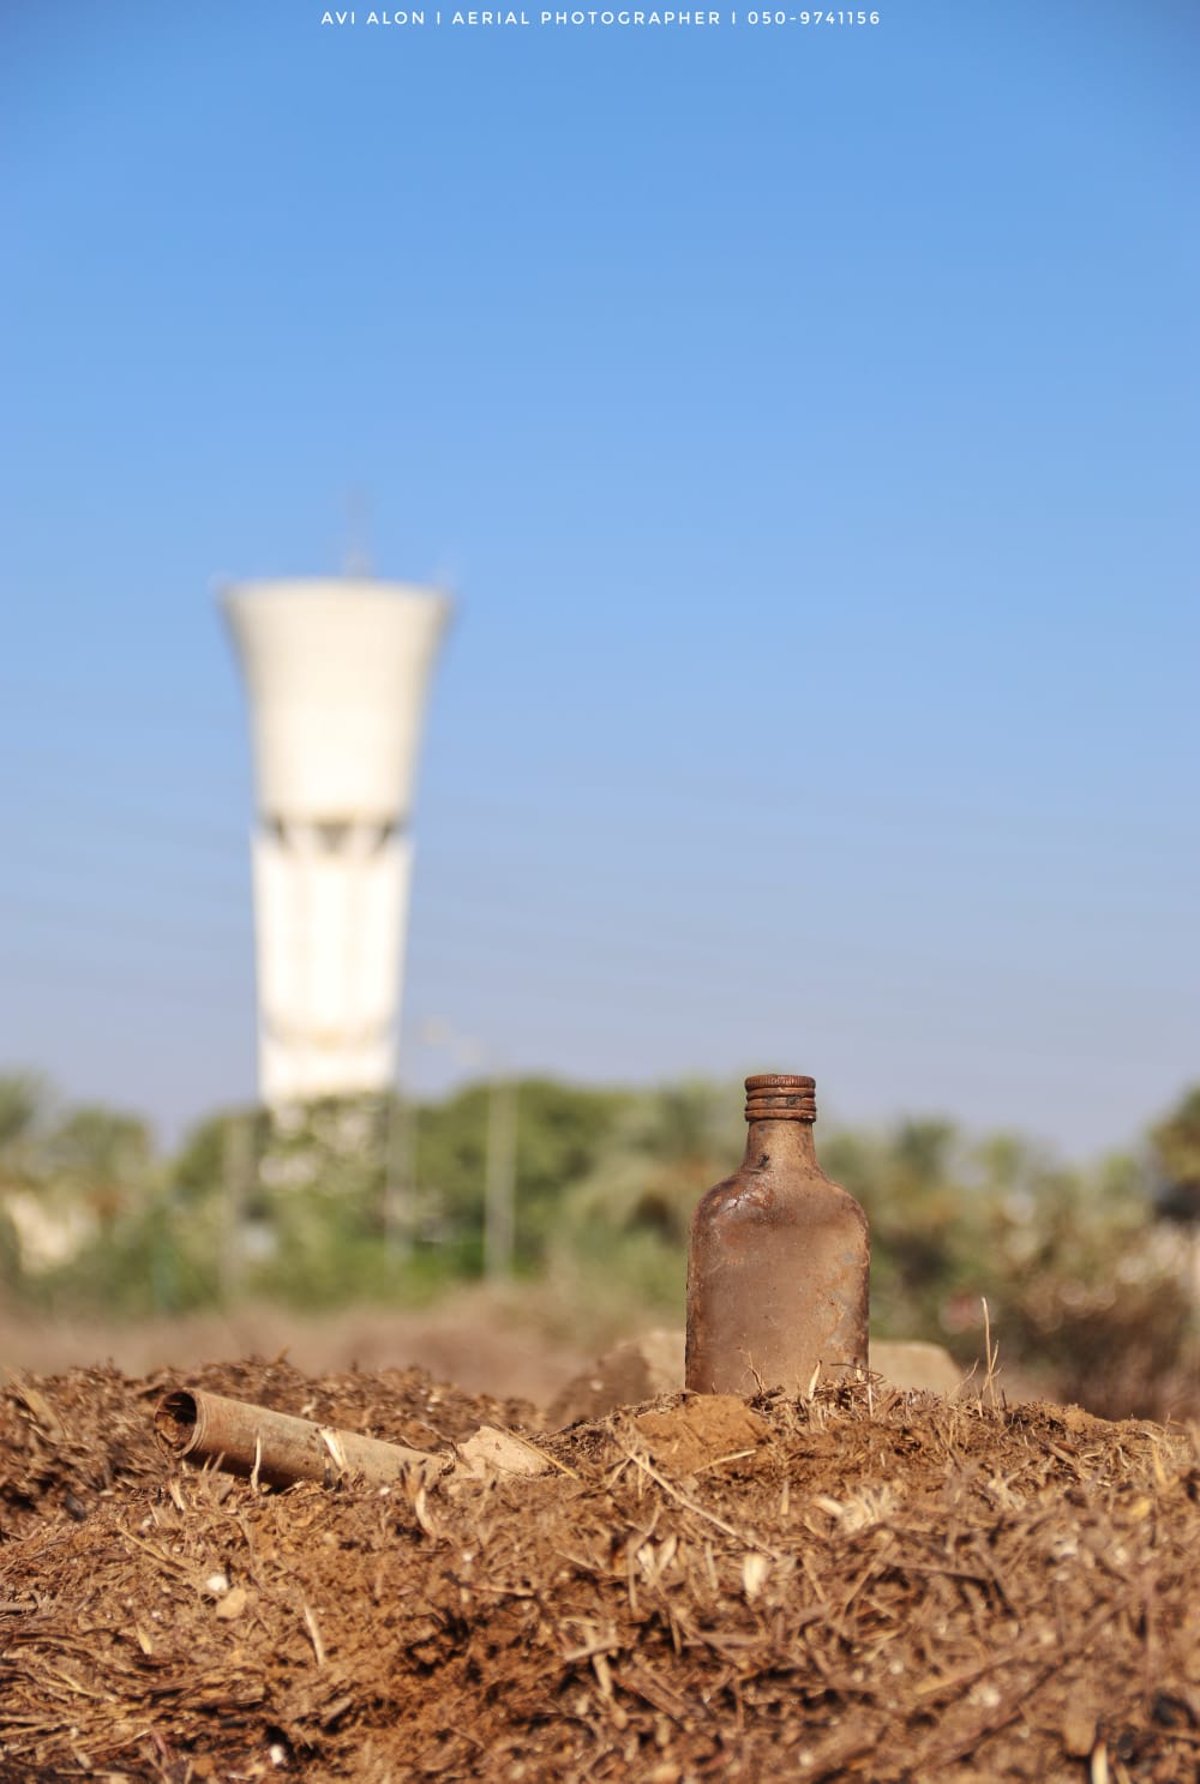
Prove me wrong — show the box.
[2,0,1196,1155]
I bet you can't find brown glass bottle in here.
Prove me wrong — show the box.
[685,1074,869,1396]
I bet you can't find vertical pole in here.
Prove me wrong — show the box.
[382,1089,414,1264]
[220,1114,253,1306]
[484,1076,518,1281]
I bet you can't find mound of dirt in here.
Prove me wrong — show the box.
[1,1361,1197,1782]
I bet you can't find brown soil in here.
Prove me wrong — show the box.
[0,1295,596,1408]
[1,1362,1198,1783]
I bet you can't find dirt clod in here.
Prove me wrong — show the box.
[634,1395,768,1473]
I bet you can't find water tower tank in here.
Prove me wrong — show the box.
[222,578,451,1109]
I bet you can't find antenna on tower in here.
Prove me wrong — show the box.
[344,486,373,579]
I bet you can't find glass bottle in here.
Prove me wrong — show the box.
[685,1073,869,1395]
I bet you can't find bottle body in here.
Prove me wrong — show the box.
[685,1075,869,1396]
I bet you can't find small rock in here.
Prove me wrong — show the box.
[455,1426,549,1480]
[1062,1701,1098,1758]
[870,1341,963,1397]
[547,1330,684,1429]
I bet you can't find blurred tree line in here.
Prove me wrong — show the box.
[0,1069,1196,1420]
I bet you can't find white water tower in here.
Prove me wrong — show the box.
[222,578,451,1109]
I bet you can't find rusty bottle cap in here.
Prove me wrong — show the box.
[744,1073,816,1122]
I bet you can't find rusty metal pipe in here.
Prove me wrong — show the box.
[154,1387,445,1489]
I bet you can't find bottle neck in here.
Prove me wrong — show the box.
[743,1117,819,1170]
